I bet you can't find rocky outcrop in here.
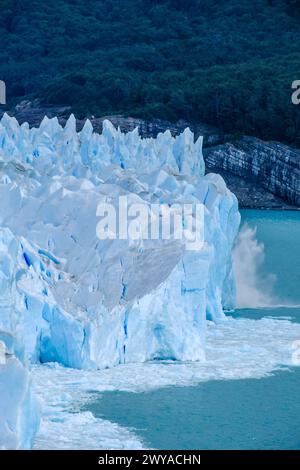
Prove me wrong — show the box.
[204,137,300,208]
[204,168,296,209]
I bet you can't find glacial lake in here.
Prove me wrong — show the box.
[84,210,300,450]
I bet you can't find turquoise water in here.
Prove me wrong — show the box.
[241,210,300,306]
[86,370,300,450]
[232,209,300,323]
[85,210,300,450]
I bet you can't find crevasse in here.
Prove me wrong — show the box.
[0,114,240,448]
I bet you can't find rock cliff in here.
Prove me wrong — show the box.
[204,137,300,208]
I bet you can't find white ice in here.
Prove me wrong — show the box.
[0,113,241,448]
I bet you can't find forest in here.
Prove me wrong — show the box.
[1,0,300,142]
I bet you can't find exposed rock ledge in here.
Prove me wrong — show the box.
[204,137,300,209]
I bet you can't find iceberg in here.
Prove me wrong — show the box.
[0,114,240,447]
[0,353,40,450]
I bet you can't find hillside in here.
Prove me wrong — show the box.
[1,0,300,142]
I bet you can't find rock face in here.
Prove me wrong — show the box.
[203,168,295,209]
[204,137,300,208]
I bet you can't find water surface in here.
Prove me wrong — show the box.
[85,210,300,449]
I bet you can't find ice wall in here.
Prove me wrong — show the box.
[0,229,40,449]
[0,114,240,445]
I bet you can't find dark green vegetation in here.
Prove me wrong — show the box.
[1,0,300,142]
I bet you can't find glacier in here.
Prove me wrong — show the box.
[0,113,240,448]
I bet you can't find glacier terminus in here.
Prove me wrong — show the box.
[0,113,241,449]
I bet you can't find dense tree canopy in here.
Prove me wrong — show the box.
[1,0,300,142]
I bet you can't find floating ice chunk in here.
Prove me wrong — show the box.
[0,354,40,449]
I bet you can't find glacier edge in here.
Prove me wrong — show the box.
[0,114,240,448]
